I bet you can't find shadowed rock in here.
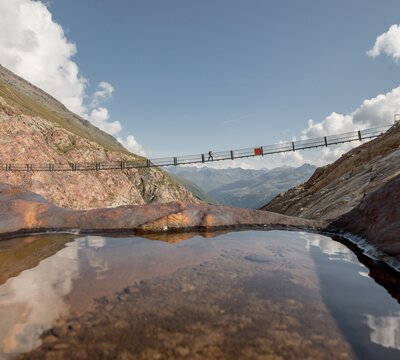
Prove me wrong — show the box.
[0,183,323,239]
[329,175,400,259]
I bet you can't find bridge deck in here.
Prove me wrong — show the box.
[0,124,392,172]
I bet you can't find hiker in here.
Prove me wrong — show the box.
[208,150,213,161]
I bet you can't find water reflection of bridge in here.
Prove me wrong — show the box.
[0,124,392,172]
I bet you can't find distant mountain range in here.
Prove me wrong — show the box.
[167,164,316,208]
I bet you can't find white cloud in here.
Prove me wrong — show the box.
[352,86,400,126]
[0,0,86,114]
[300,86,399,165]
[117,135,146,156]
[87,107,122,136]
[91,81,114,107]
[0,0,145,155]
[367,24,400,62]
[301,113,356,139]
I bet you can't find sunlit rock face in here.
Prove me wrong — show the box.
[0,183,323,238]
[0,65,200,209]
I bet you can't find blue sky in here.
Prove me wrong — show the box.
[47,0,400,156]
[1,0,399,167]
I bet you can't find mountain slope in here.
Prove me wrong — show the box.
[0,65,199,209]
[168,165,316,208]
[0,65,125,153]
[262,122,400,221]
[167,173,218,204]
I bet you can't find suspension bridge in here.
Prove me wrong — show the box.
[0,124,394,172]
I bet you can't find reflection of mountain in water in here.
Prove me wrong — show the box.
[366,313,400,350]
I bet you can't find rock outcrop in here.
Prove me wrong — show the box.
[261,123,400,263]
[0,183,323,239]
[0,65,199,209]
[262,122,400,221]
[329,175,400,259]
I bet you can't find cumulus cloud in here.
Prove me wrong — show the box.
[0,0,86,114]
[117,135,146,156]
[367,24,400,61]
[301,86,399,165]
[91,81,114,107]
[87,107,122,136]
[0,0,145,155]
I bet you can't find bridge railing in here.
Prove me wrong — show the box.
[0,123,394,171]
[360,125,390,139]
[151,157,175,167]
[293,137,326,150]
[176,154,204,165]
[261,142,293,154]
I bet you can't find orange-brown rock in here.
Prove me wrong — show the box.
[0,183,323,239]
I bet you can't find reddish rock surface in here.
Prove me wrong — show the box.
[329,175,400,259]
[0,183,323,239]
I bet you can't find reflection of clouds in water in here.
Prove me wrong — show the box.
[299,232,359,265]
[86,236,106,249]
[0,242,80,358]
[79,237,109,280]
[365,313,400,350]
[0,236,111,358]
[358,271,370,278]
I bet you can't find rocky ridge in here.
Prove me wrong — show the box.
[262,122,400,221]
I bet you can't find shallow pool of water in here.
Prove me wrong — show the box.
[0,230,399,359]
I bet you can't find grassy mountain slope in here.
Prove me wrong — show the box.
[0,65,127,153]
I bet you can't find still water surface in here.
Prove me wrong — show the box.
[0,230,399,359]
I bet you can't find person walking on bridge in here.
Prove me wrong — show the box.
[208,150,213,161]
